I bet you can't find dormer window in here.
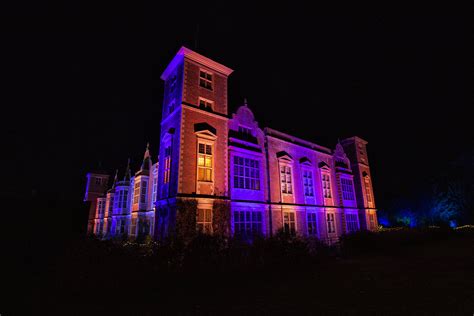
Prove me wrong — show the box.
[198,97,214,111]
[199,69,213,90]
[238,126,252,137]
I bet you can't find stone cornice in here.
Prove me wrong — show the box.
[161,46,233,80]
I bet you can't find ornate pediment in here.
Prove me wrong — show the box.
[299,157,312,166]
[277,151,293,162]
[194,123,217,140]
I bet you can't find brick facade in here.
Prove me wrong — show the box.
[85,47,378,243]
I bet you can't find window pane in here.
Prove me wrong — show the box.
[205,156,212,167]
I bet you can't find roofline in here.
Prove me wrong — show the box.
[340,136,368,145]
[86,172,109,177]
[161,46,234,80]
[264,127,332,154]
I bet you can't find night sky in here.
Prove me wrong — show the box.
[5,3,472,212]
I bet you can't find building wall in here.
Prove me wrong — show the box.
[86,47,378,242]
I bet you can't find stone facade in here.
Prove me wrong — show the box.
[84,47,378,243]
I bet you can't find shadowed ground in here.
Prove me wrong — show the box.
[27,229,474,315]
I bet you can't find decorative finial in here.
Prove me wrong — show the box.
[146,142,150,150]
[244,98,248,106]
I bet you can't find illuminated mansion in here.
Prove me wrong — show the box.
[84,47,378,243]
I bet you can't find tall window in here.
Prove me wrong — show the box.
[280,166,293,194]
[108,196,114,215]
[169,75,177,93]
[199,70,213,90]
[116,219,126,235]
[114,190,128,210]
[322,173,332,198]
[97,199,105,216]
[233,156,260,190]
[341,178,355,201]
[140,181,147,204]
[164,146,171,184]
[346,214,359,233]
[303,170,314,197]
[130,218,137,237]
[197,209,212,234]
[283,211,296,236]
[326,213,336,234]
[197,143,212,182]
[364,177,372,203]
[233,210,262,236]
[133,181,140,204]
[139,218,151,236]
[152,178,158,203]
[369,213,375,229]
[307,213,318,236]
[199,98,213,111]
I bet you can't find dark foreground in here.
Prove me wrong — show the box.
[28,229,474,315]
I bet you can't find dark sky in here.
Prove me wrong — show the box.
[5,2,472,210]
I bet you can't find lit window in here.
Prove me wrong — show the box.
[346,214,359,233]
[322,173,332,198]
[233,156,260,190]
[307,213,318,236]
[133,181,140,204]
[197,209,212,234]
[303,170,314,197]
[164,146,171,184]
[197,143,212,182]
[199,70,213,90]
[280,166,293,194]
[341,178,355,201]
[233,210,262,236]
[283,211,296,236]
[198,98,213,111]
[364,177,372,202]
[327,213,336,234]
